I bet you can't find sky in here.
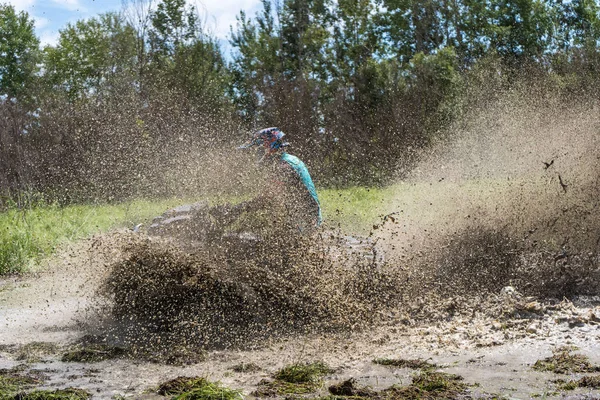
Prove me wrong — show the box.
[4,0,263,50]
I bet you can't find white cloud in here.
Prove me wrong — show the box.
[34,16,49,29]
[50,0,86,12]
[198,0,262,39]
[3,0,36,11]
[39,30,60,47]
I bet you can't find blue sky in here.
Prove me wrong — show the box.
[5,0,262,51]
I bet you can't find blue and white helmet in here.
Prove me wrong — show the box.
[238,127,289,152]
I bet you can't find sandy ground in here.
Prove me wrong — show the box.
[1,236,600,400]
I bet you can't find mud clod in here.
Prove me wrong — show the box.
[532,346,600,374]
[328,378,376,397]
[230,362,261,373]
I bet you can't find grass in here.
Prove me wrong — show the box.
[319,186,395,233]
[61,344,127,363]
[532,346,600,374]
[15,342,59,363]
[156,376,242,400]
[14,388,91,399]
[0,186,397,275]
[253,362,334,397]
[0,198,185,274]
[373,358,437,370]
[324,371,469,400]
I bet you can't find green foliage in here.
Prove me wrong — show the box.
[44,13,137,100]
[0,3,39,101]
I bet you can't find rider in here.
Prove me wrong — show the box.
[239,127,322,229]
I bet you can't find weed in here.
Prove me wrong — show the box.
[373,358,436,370]
[156,376,241,400]
[532,346,600,374]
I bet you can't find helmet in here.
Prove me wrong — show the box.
[238,127,289,152]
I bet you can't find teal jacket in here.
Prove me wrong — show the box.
[280,153,323,225]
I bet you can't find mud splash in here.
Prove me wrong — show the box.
[90,225,399,354]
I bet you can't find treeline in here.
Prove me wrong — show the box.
[1,0,600,203]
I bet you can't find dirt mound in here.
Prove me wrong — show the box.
[94,227,398,351]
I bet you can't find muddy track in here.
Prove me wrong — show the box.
[1,236,600,399]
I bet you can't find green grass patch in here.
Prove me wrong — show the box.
[373,358,437,370]
[274,362,334,384]
[14,388,91,399]
[253,362,334,397]
[0,368,43,399]
[16,342,59,363]
[385,371,468,399]
[319,187,395,233]
[532,346,600,374]
[156,376,242,400]
[555,374,600,391]
[325,371,469,400]
[61,344,127,363]
[0,198,184,274]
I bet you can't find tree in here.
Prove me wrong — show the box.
[44,12,137,100]
[0,4,39,101]
[148,0,229,107]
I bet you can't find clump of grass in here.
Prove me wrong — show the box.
[14,387,91,399]
[274,362,334,384]
[0,369,42,398]
[253,362,334,397]
[157,376,241,400]
[253,379,319,397]
[555,375,600,391]
[373,358,437,370]
[326,371,469,400]
[532,346,600,374]
[61,344,127,363]
[16,342,59,363]
[385,371,468,399]
[230,362,261,373]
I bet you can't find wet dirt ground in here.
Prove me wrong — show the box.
[1,237,600,400]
